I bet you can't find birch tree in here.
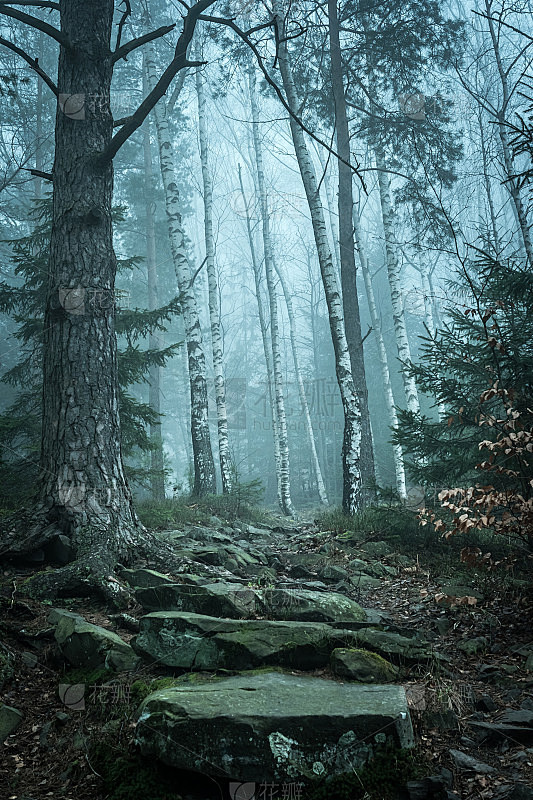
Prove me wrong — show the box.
[195,52,232,493]
[272,0,363,514]
[144,37,216,497]
[248,66,294,516]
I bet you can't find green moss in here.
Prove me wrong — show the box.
[304,745,423,800]
[90,741,183,800]
[63,666,115,686]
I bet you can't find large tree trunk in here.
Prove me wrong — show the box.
[248,67,294,516]
[273,0,362,514]
[353,209,407,499]
[196,55,232,494]
[237,164,283,509]
[142,58,166,502]
[145,42,216,497]
[328,0,375,505]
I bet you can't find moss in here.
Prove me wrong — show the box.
[90,741,183,800]
[63,666,115,686]
[304,744,424,800]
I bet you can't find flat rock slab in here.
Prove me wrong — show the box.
[133,612,359,670]
[135,671,414,782]
[259,588,367,623]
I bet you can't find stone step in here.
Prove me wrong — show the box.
[135,671,414,783]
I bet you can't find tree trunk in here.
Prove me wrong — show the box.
[353,209,407,499]
[195,55,232,494]
[248,66,294,516]
[328,0,375,505]
[237,163,283,509]
[142,56,166,502]
[374,146,421,415]
[145,42,216,497]
[274,260,329,505]
[273,0,362,514]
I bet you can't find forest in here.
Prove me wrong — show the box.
[0,1,532,799]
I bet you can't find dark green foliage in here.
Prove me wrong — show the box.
[394,256,533,487]
[0,199,180,507]
[136,479,266,529]
[304,745,422,800]
[317,503,419,541]
[89,741,183,800]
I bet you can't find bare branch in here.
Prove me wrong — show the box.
[198,13,364,184]
[115,0,131,52]
[0,35,58,94]
[0,3,70,47]
[0,1,59,8]
[97,0,216,165]
[113,24,176,64]
[22,167,52,181]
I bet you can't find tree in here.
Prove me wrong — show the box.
[0,0,216,602]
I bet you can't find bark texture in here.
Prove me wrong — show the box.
[273,0,362,514]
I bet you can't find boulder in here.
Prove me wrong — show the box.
[259,588,367,623]
[331,648,399,682]
[54,614,139,671]
[135,671,414,782]
[136,582,258,618]
[0,704,23,742]
[353,629,432,665]
[120,568,179,589]
[133,612,359,670]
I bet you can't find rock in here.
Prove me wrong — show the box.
[135,582,259,619]
[47,607,85,626]
[291,564,317,579]
[349,574,382,591]
[360,541,392,557]
[43,534,74,565]
[132,612,361,671]
[468,720,533,744]
[0,704,23,741]
[407,776,447,800]
[449,749,496,773]
[21,651,38,668]
[440,583,484,602]
[317,564,349,583]
[330,648,399,682]
[435,618,452,636]
[498,709,533,726]
[120,568,178,589]
[476,694,497,713]
[136,671,414,782]
[457,637,488,656]
[425,710,459,731]
[352,628,432,665]
[54,614,139,671]
[260,588,367,623]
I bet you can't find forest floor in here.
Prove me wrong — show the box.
[0,503,532,800]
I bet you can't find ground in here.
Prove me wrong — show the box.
[0,503,532,800]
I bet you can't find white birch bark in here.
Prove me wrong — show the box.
[353,210,407,499]
[248,66,294,516]
[145,43,216,496]
[374,147,421,416]
[195,57,232,494]
[142,58,165,501]
[237,164,283,509]
[274,260,329,505]
[272,0,362,514]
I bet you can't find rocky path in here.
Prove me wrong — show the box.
[1,516,533,799]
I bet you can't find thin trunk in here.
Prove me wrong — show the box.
[273,1,362,514]
[485,0,532,266]
[248,68,294,516]
[374,146,421,415]
[328,0,375,505]
[145,43,216,496]
[353,210,407,499]
[237,164,282,508]
[195,56,232,493]
[275,260,329,505]
[315,144,342,278]
[478,107,501,254]
[142,58,165,501]
[34,30,44,200]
